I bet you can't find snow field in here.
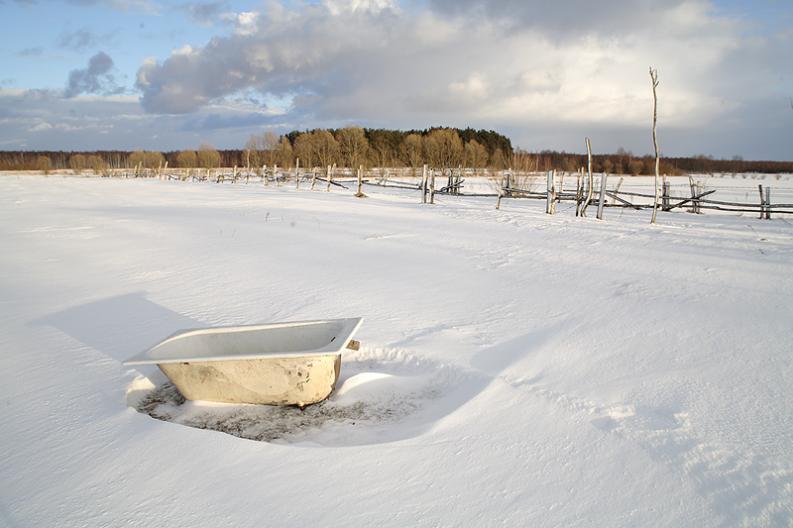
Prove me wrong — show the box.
[1,175,792,527]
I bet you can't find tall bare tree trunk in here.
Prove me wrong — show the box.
[580,138,594,216]
[650,67,660,224]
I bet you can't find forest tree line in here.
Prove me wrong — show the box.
[1,126,790,175]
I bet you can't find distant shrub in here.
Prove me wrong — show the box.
[87,155,107,175]
[176,150,198,168]
[129,150,165,169]
[197,144,221,169]
[69,154,87,173]
[35,155,52,175]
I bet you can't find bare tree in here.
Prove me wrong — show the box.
[276,136,294,168]
[87,154,106,174]
[197,144,221,169]
[464,140,489,173]
[580,138,594,216]
[260,131,280,165]
[176,150,197,168]
[490,148,508,170]
[424,128,462,169]
[650,67,660,224]
[337,127,369,170]
[401,133,423,175]
[35,155,52,174]
[128,150,165,169]
[312,129,339,169]
[294,133,315,168]
[69,154,87,173]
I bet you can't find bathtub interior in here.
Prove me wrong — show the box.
[123,318,362,365]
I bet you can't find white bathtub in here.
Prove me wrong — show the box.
[123,318,363,407]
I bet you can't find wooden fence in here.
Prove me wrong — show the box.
[100,164,793,219]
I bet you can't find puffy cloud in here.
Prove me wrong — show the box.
[135,1,738,129]
[64,52,122,98]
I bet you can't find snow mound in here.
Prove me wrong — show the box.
[130,346,477,446]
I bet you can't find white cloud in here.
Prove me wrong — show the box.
[234,12,259,36]
[123,0,793,157]
[322,0,397,15]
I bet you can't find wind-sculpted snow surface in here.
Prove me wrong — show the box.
[1,175,792,527]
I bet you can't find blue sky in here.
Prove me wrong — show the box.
[0,0,791,159]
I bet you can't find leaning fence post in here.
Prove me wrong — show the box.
[311,167,318,190]
[597,172,608,220]
[422,164,428,203]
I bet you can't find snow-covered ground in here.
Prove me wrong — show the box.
[1,174,792,527]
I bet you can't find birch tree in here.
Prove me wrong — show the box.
[650,67,660,224]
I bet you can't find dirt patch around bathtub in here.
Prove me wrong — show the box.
[130,347,478,446]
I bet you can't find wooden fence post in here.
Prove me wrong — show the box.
[274,164,279,186]
[688,176,697,213]
[311,167,318,190]
[695,183,702,214]
[597,173,608,220]
[758,185,765,219]
[262,165,268,186]
[295,158,301,190]
[661,181,668,210]
[765,186,772,220]
[422,164,428,203]
[611,177,624,206]
[232,165,237,184]
[326,165,332,192]
[430,169,436,204]
[355,165,366,198]
[546,170,553,214]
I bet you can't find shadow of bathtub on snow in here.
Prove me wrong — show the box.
[29,291,202,364]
